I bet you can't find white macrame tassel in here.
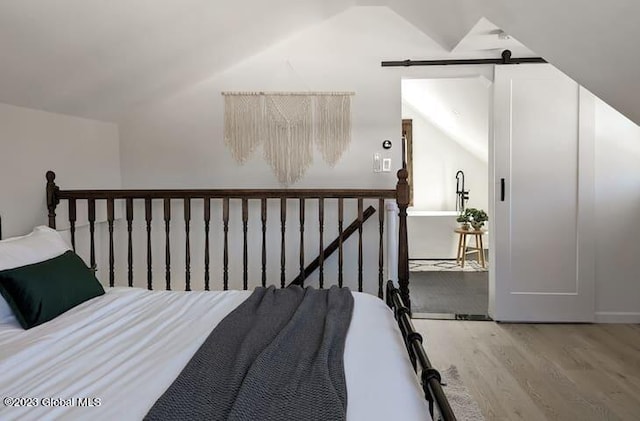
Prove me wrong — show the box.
[224,95,263,163]
[314,95,351,167]
[264,95,313,186]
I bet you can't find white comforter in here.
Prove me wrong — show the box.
[0,288,429,421]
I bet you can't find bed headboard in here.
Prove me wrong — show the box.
[45,170,411,306]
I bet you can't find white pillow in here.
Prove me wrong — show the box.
[0,226,72,271]
[0,226,72,319]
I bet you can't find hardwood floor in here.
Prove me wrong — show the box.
[413,320,640,421]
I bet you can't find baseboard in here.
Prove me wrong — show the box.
[594,312,640,324]
[412,312,492,321]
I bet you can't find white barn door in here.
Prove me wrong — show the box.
[492,64,595,322]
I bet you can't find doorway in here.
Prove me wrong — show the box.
[402,77,491,320]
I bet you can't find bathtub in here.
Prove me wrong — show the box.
[407,210,488,259]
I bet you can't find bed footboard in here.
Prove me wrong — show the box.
[387,281,456,421]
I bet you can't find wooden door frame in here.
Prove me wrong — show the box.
[402,119,413,207]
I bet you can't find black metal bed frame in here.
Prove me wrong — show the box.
[44,169,456,421]
[387,281,455,420]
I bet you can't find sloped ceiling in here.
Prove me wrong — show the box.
[371,0,640,124]
[0,0,638,124]
[0,0,351,121]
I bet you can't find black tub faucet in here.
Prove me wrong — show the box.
[456,170,469,212]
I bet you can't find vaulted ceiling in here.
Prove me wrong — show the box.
[0,0,638,124]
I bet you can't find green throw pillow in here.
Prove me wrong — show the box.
[0,250,105,329]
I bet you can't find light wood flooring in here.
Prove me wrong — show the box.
[413,320,640,421]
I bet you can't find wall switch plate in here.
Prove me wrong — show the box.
[382,158,392,172]
[373,153,381,172]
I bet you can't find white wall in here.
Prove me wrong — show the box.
[0,102,121,239]
[594,98,640,322]
[403,102,488,212]
[119,8,428,190]
[117,7,493,189]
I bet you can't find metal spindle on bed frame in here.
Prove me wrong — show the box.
[44,169,455,421]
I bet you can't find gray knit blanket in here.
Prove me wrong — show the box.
[145,285,354,421]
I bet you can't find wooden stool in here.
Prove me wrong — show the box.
[455,228,486,268]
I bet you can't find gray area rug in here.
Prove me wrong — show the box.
[441,365,485,421]
[410,271,488,315]
[410,259,487,272]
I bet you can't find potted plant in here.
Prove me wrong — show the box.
[468,208,488,231]
[456,208,473,230]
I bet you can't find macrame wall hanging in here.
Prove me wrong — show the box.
[223,92,354,185]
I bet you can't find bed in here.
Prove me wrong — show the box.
[0,169,455,421]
